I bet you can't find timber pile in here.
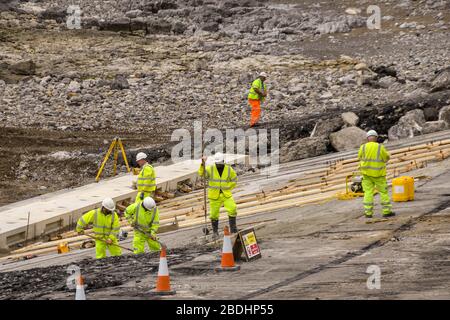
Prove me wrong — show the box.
[2,139,450,261]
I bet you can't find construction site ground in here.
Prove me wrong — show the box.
[1,156,450,300]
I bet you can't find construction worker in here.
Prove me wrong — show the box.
[134,152,156,203]
[247,72,268,127]
[76,198,122,259]
[198,152,238,237]
[125,196,161,254]
[358,130,395,218]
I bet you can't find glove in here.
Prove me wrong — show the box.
[106,239,113,245]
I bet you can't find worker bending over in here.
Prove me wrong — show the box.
[76,198,122,259]
[134,152,156,203]
[125,196,161,254]
[247,72,268,127]
[198,152,238,238]
[358,130,395,218]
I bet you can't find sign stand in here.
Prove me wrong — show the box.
[232,227,262,262]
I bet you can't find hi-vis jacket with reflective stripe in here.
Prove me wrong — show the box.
[137,163,156,194]
[198,164,238,200]
[76,209,120,239]
[248,78,267,102]
[125,202,160,236]
[358,142,390,177]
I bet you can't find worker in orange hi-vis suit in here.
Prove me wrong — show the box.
[247,72,268,127]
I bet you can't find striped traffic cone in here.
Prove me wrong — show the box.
[149,248,176,296]
[75,276,86,300]
[215,226,240,272]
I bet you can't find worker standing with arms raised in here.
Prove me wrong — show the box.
[198,152,238,238]
[125,196,161,253]
[134,152,156,203]
[358,130,395,218]
[76,198,122,259]
[247,72,268,127]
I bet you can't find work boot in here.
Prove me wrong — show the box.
[229,216,238,234]
[383,212,396,218]
[211,220,219,239]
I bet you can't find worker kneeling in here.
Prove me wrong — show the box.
[76,198,122,259]
[198,152,238,238]
[125,196,161,254]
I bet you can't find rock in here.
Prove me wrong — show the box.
[125,10,143,19]
[400,22,417,29]
[313,117,344,137]
[320,91,333,99]
[423,107,439,121]
[378,76,397,89]
[291,95,306,107]
[67,81,81,93]
[338,74,356,85]
[39,76,52,86]
[147,19,172,34]
[38,7,67,23]
[341,112,359,127]
[431,67,450,92]
[422,121,448,134]
[404,88,428,100]
[279,137,329,163]
[100,18,130,32]
[371,65,397,78]
[345,8,361,15]
[439,105,450,125]
[110,75,129,90]
[202,22,220,32]
[399,109,426,126]
[316,16,365,34]
[9,60,36,76]
[329,127,367,151]
[388,125,413,141]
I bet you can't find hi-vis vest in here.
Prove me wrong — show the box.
[125,202,160,235]
[358,142,390,177]
[76,208,120,239]
[248,78,267,101]
[137,163,156,194]
[198,164,238,200]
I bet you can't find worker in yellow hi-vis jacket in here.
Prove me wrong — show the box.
[125,196,161,253]
[134,152,156,203]
[198,152,238,238]
[76,198,122,259]
[358,130,395,218]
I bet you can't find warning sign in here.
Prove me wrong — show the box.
[234,227,262,262]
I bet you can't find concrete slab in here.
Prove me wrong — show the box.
[0,154,247,249]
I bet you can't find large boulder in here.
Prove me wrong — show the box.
[439,105,450,125]
[388,124,414,141]
[279,137,329,163]
[341,112,359,127]
[329,127,367,151]
[431,67,450,93]
[313,117,344,137]
[422,121,448,134]
[388,109,426,140]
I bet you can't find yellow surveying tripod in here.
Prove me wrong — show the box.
[95,137,131,182]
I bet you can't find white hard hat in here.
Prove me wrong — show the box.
[143,197,156,210]
[136,152,147,161]
[259,72,268,78]
[102,197,116,211]
[214,152,224,163]
[367,130,378,138]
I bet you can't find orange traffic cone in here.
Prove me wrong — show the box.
[149,247,176,296]
[75,275,86,300]
[215,226,240,272]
